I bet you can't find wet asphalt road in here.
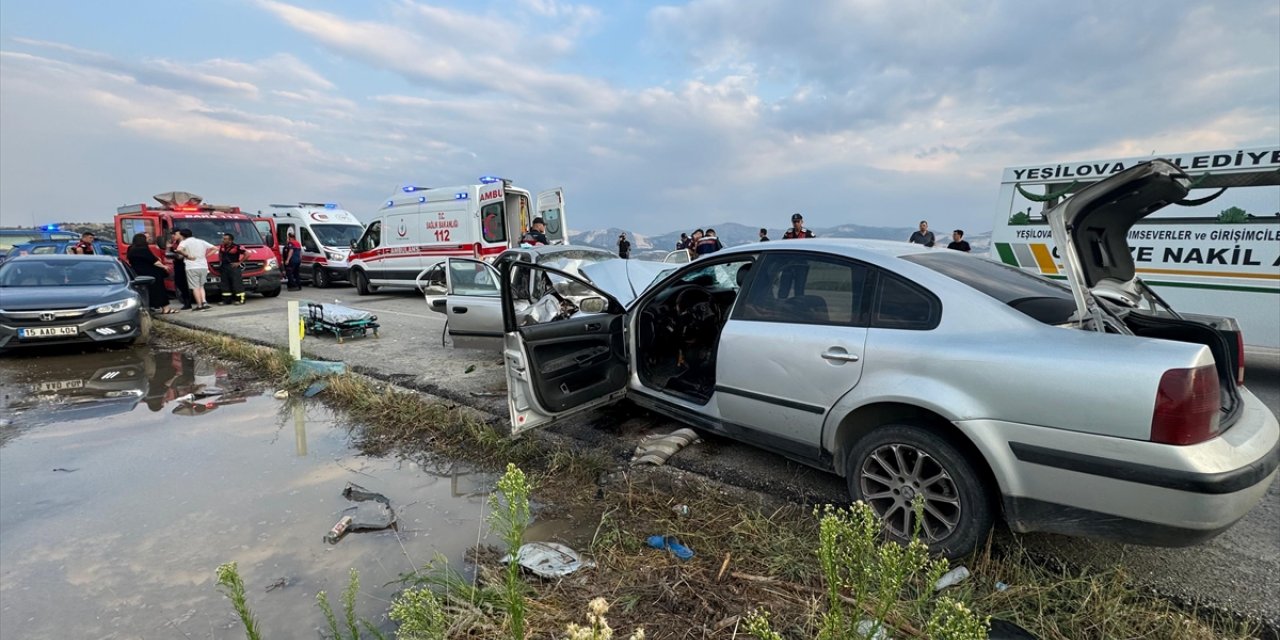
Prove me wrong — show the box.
[24,285,1280,630]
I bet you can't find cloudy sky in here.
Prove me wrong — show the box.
[1,0,1276,234]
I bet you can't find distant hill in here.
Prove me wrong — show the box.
[572,221,990,258]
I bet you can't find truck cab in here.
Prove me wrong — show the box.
[115,191,282,298]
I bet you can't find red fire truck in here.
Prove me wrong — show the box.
[115,191,282,298]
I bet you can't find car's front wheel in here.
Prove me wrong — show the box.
[130,312,153,346]
[845,424,993,559]
[313,266,331,288]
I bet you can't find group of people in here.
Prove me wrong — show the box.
[122,229,255,315]
[908,220,971,252]
[676,228,726,258]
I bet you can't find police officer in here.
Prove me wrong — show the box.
[218,232,247,305]
[71,232,97,254]
[521,217,549,245]
[782,213,815,239]
[779,213,814,297]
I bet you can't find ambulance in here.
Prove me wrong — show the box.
[991,146,1280,349]
[347,177,566,295]
[260,202,365,288]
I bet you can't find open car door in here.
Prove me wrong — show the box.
[252,217,282,265]
[444,258,504,348]
[502,260,628,436]
[536,188,567,244]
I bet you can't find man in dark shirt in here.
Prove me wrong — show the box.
[782,213,815,239]
[759,228,770,242]
[617,233,632,259]
[695,228,723,255]
[283,230,303,290]
[71,232,96,255]
[217,233,247,305]
[908,220,936,247]
[947,229,971,252]
[520,217,549,245]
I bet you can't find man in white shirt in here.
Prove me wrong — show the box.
[177,228,216,310]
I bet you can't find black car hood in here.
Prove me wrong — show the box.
[0,285,136,310]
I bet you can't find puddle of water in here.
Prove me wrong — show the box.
[0,348,497,639]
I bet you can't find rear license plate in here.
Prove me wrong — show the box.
[19,326,79,339]
[38,379,85,392]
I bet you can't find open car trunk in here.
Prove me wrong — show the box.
[1046,159,1244,425]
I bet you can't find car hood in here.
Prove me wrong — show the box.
[579,260,675,306]
[1045,159,1192,322]
[0,285,135,311]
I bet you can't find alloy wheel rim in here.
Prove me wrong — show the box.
[859,443,962,542]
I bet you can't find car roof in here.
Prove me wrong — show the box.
[516,244,613,257]
[3,253,120,263]
[716,238,933,260]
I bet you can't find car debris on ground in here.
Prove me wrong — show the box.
[500,541,595,579]
[631,428,700,466]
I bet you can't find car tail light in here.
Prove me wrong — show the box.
[1236,332,1245,386]
[1151,365,1221,445]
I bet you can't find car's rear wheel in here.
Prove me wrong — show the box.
[353,270,377,295]
[845,424,993,559]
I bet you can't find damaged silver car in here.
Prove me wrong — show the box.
[498,160,1279,558]
[421,245,674,349]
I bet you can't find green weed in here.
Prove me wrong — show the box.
[215,562,262,640]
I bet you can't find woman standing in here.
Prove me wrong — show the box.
[127,233,174,314]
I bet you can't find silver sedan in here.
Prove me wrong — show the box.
[498,161,1279,558]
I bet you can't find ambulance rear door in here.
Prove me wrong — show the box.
[536,188,567,244]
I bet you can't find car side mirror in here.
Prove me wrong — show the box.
[579,296,608,314]
[133,276,156,286]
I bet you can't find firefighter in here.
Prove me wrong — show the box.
[218,232,247,305]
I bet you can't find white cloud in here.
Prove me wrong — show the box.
[1,1,1275,235]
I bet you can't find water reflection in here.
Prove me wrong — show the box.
[0,349,500,640]
[0,348,264,433]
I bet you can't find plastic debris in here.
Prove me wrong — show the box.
[342,483,391,504]
[303,380,328,398]
[290,359,347,382]
[52,467,78,473]
[646,534,695,560]
[855,619,891,640]
[324,515,353,544]
[631,428,701,466]
[672,504,690,517]
[273,390,289,399]
[340,483,397,531]
[988,618,1039,639]
[995,581,1009,592]
[500,542,596,578]
[934,566,971,591]
[464,365,477,374]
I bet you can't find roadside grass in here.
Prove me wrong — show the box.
[164,325,1263,640]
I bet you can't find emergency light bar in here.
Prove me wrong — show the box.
[478,176,501,184]
[40,224,60,231]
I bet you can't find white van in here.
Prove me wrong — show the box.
[347,178,566,295]
[991,146,1279,348]
[261,203,365,288]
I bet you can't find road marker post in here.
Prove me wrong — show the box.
[287,300,302,360]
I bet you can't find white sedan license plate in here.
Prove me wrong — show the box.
[19,326,79,339]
